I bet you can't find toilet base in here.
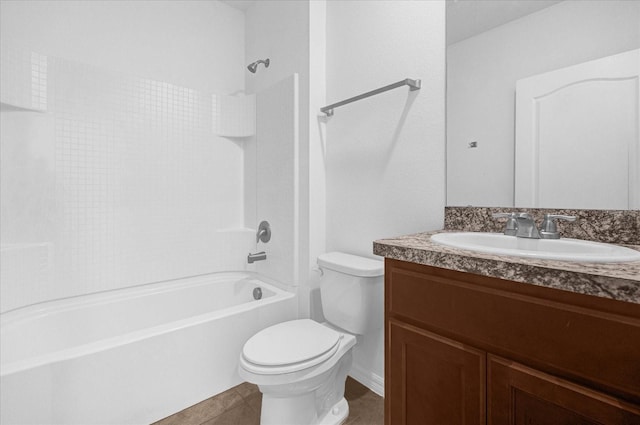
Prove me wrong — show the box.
[317,397,349,425]
[255,348,353,425]
[260,395,349,425]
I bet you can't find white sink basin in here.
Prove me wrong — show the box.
[430,232,640,263]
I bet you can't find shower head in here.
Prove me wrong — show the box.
[247,58,270,73]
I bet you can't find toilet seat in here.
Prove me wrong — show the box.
[241,319,343,375]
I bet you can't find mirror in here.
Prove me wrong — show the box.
[446,0,640,209]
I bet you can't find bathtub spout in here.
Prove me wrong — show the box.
[248,251,267,264]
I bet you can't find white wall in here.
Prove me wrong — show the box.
[0,1,250,311]
[0,0,244,93]
[447,0,640,207]
[325,0,446,394]
[307,0,328,320]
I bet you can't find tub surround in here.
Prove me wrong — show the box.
[373,208,640,304]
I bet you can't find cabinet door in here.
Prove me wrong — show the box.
[488,355,640,425]
[386,319,486,425]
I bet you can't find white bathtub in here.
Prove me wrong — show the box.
[0,272,297,424]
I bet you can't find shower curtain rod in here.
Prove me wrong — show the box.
[320,78,421,116]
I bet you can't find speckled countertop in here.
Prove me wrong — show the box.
[373,231,640,305]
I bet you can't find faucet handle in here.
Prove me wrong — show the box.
[543,214,576,221]
[492,212,517,236]
[256,220,271,243]
[540,214,576,239]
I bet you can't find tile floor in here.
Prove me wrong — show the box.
[153,377,384,425]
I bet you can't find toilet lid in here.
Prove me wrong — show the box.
[242,319,341,367]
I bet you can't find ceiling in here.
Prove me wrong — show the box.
[446,0,563,45]
[221,0,255,12]
[222,0,564,45]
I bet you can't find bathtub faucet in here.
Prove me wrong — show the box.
[248,251,267,264]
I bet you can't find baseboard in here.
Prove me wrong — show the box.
[348,363,384,397]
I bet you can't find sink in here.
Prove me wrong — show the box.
[430,232,640,263]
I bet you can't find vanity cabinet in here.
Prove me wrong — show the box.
[384,259,640,425]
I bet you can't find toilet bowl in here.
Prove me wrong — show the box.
[238,252,384,425]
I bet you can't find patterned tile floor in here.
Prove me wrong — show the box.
[153,377,383,425]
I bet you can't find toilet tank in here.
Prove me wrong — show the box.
[317,252,384,335]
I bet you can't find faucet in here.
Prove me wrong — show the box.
[492,212,576,239]
[512,213,541,239]
[248,251,267,264]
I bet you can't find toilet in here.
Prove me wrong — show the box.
[238,252,384,425]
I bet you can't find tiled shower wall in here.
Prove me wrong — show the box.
[0,45,47,111]
[1,45,254,312]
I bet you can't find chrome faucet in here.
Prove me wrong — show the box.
[492,212,576,239]
[513,213,541,239]
[248,251,267,264]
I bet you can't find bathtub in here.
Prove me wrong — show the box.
[0,272,297,424]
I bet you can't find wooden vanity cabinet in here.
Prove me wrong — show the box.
[384,259,640,425]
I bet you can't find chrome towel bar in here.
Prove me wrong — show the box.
[320,78,421,116]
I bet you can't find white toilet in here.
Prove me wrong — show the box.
[238,252,384,425]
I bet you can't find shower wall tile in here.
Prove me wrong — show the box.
[214,229,256,270]
[0,43,47,111]
[0,243,53,312]
[50,57,245,297]
[1,48,250,311]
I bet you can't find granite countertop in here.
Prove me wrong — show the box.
[373,230,640,304]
